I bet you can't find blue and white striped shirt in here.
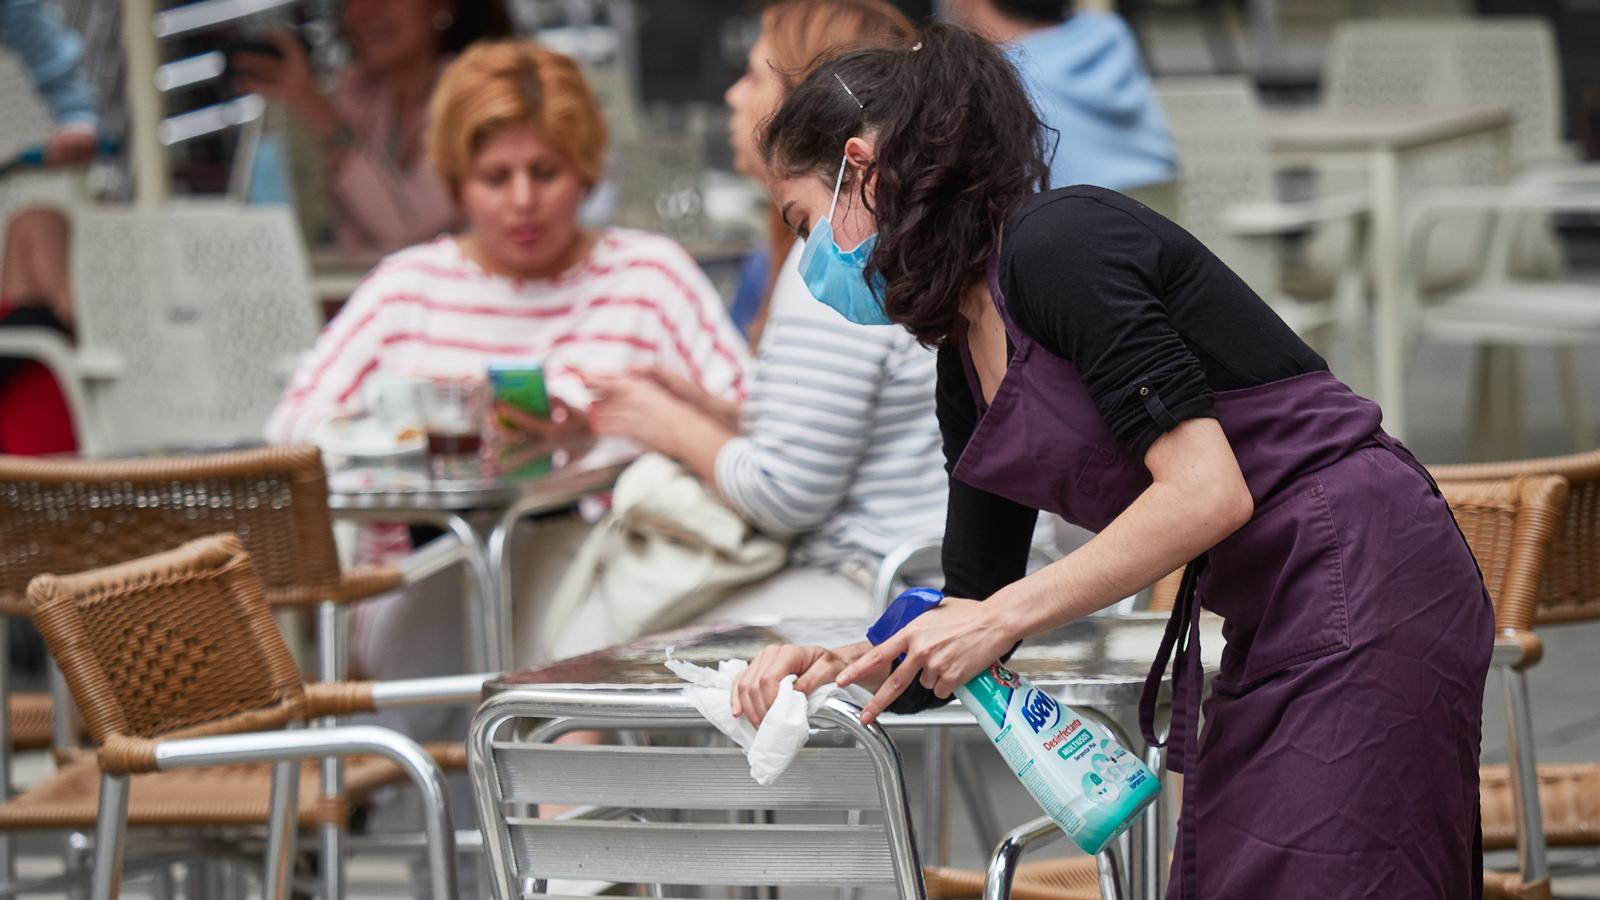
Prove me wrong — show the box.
[714,243,948,572]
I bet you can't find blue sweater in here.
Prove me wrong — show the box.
[1007,13,1174,191]
[0,0,97,128]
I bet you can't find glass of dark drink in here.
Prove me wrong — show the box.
[422,377,489,481]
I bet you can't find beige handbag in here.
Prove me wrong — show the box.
[541,453,787,657]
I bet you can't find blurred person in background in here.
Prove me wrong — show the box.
[0,0,100,456]
[268,36,747,691]
[232,0,513,254]
[949,0,1175,194]
[572,0,947,655]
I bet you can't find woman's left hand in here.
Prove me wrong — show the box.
[585,373,692,454]
[836,596,1019,725]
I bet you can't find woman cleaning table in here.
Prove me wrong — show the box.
[730,24,1494,900]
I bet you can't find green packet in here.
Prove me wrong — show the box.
[488,364,551,420]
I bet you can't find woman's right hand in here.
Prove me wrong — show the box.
[231,32,341,140]
[731,641,874,726]
[485,398,589,452]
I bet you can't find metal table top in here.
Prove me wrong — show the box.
[326,438,633,515]
[485,612,1225,712]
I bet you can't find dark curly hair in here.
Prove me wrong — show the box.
[760,22,1050,345]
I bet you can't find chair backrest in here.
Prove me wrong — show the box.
[1147,471,1571,619]
[610,136,709,245]
[469,689,926,899]
[1152,78,1280,298]
[1434,452,1600,626]
[1325,18,1562,172]
[873,537,1059,611]
[1438,475,1569,635]
[70,202,320,457]
[26,533,306,763]
[0,446,345,616]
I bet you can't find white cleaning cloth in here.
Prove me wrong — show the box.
[664,649,872,785]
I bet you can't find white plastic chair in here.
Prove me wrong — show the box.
[1154,77,1366,343]
[469,687,927,899]
[1402,181,1600,457]
[0,202,319,456]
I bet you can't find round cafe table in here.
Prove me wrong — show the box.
[326,437,635,672]
[481,612,1225,900]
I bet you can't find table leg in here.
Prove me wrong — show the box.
[485,505,528,672]
[923,727,951,865]
[437,513,501,673]
[1368,148,1408,440]
[316,601,348,900]
[1142,743,1168,900]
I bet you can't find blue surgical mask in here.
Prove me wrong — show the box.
[799,155,892,326]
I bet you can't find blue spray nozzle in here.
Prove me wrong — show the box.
[867,587,944,647]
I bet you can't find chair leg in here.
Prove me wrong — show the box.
[0,623,12,885]
[89,774,129,900]
[316,601,347,900]
[263,758,300,900]
[1556,345,1593,452]
[1502,666,1550,889]
[1096,842,1127,900]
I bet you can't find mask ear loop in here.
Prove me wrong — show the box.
[825,153,848,223]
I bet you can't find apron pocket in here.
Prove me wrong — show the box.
[1207,475,1351,691]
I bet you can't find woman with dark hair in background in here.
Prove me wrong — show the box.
[233,0,514,254]
[577,0,949,649]
[731,24,1492,900]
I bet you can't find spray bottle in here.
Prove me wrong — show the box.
[868,588,1160,854]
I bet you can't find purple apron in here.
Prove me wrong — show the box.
[953,265,1495,898]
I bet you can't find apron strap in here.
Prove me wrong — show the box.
[1140,553,1209,900]
[1139,555,1206,747]
[983,254,1025,346]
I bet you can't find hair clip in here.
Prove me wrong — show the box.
[834,73,865,110]
[912,41,923,51]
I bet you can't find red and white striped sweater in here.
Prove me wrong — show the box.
[267,229,749,444]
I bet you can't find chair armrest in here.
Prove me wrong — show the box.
[302,674,493,718]
[328,565,405,602]
[1493,631,1544,671]
[985,815,1065,900]
[1219,190,1368,236]
[147,723,457,899]
[1517,159,1600,189]
[1409,184,1600,225]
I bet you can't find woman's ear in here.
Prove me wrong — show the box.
[843,136,876,172]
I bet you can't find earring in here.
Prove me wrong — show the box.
[432,9,454,30]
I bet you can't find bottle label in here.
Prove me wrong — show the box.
[959,668,1162,855]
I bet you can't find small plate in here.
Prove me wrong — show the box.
[312,416,426,460]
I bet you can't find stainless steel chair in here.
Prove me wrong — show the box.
[468,687,926,899]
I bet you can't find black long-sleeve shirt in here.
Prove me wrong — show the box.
[891,186,1325,714]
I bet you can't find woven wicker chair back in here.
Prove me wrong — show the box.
[26,533,305,753]
[0,446,343,615]
[1438,475,1568,634]
[1435,451,1600,626]
[1147,473,1569,628]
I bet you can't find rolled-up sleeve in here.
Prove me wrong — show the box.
[1004,197,1214,458]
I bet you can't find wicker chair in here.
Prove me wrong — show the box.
[1437,452,1600,895]
[0,446,416,894]
[0,534,463,900]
